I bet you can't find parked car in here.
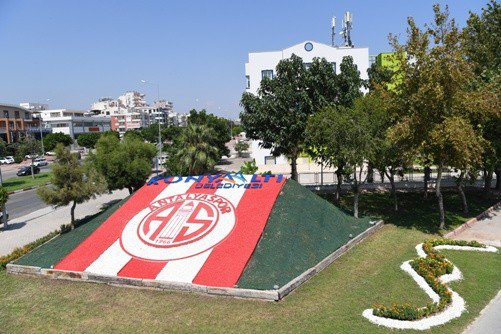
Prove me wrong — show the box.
[16,166,40,176]
[45,151,56,156]
[25,154,40,160]
[33,158,48,167]
[0,211,9,222]
[5,156,15,164]
[0,156,14,164]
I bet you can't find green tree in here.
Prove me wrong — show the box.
[37,144,107,228]
[336,56,365,107]
[241,54,314,181]
[17,136,42,179]
[90,133,157,194]
[234,141,249,158]
[165,124,221,175]
[231,124,244,137]
[0,185,9,229]
[0,139,7,157]
[188,109,231,157]
[463,0,501,190]
[43,132,73,151]
[76,133,102,148]
[389,4,485,229]
[306,105,373,217]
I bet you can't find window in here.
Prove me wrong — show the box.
[3,110,8,118]
[261,70,274,80]
[14,111,20,118]
[264,156,276,165]
[50,112,60,117]
[246,75,250,89]
[331,62,337,74]
[304,42,314,52]
[24,112,30,119]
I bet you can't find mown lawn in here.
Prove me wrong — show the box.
[3,172,52,193]
[0,190,499,333]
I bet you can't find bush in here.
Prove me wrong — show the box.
[372,238,486,321]
[240,160,258,174]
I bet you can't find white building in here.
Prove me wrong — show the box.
[19,102,49,112]
[245,40,369,95]
[40,109,111,139]
[245,40,369,168]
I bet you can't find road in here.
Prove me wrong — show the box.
[1,163,51,180]
[5,189,47,220]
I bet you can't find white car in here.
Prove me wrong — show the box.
[0,156,14,164]
[33,158,48,167]
[25,154,39,160]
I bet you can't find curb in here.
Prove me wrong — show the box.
[7,182,51,195]
[444,201,501,238]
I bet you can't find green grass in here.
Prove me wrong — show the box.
[3,172,52,193]
[0,190,499,333]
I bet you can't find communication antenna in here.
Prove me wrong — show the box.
[341,11,354,47]
[331,16,336,47]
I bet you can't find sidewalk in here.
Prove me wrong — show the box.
[0,189,128,256]
[463,291,501,334]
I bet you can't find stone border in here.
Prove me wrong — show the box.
[7,221,384,301]
[444,201,501,238]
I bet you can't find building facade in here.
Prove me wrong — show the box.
[245,41,369,95]
[40,109,111,139]
[0,103,38,143]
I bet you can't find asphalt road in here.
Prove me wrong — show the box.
[1,164,51,180]
[5,188,47,220]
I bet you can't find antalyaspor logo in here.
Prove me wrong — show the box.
[120,193,236,261]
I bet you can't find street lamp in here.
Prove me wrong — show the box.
[141,80,162,176]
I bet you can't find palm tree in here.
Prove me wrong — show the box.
[174,124,221,175]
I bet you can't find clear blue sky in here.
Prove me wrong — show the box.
[0,0,487,119]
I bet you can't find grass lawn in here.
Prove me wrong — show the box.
[3,172,52,193]
[0,189,499,333]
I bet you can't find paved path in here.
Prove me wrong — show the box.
[0,189,128,256]
[463,290,501,334]
[454,207,501,247]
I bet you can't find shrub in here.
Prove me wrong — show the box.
[373,238,486,321]
[0,231,59,268]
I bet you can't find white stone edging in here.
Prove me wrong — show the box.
[362,242,498,330]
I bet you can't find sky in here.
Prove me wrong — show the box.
[0,0,488,119]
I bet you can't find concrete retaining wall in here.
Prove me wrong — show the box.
[7,221,384,301]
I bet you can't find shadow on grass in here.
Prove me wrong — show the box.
[320,188,500,234]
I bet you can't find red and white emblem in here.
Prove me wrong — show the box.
[120,193,235,261]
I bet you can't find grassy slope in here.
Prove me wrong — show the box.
[238,180,373,290]
[0,189,499,333]
[3,172,51,193]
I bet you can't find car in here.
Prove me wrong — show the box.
[0,211,9,222]
[45,151,56,156]
[33,158,48,167]
[0,156,14,164]
[5,156,15,164]
[16,166,40,176]
[25,154,39,160]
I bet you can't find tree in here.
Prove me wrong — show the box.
[0,185,8,229]
[76,133,102,148]
[234,141,249,158]
[231,124,244,137]
[241,54,314,181]
[0,139,7,157]
[90,133,157,194]
[306,105,373,217]
[17,136,42,179]
[336,56,365,107]
[165,124,221,175]
[43,132,73,151]
[463,0,501,190]
[187,109,231,157]
[37,144,107,228]
[389,4,485,229]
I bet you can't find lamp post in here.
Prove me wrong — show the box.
[141,80,162,176]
